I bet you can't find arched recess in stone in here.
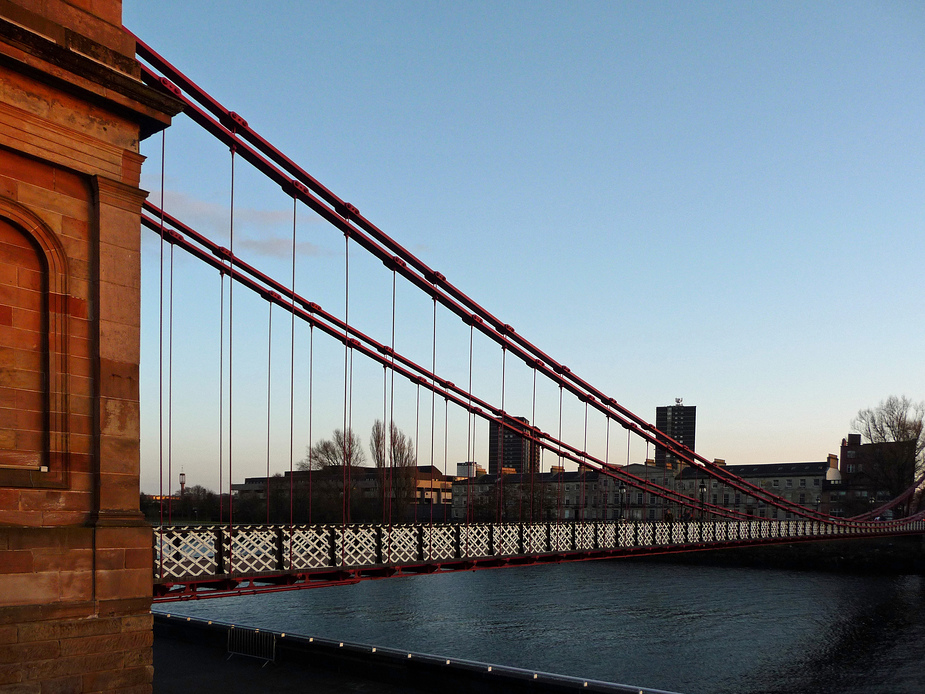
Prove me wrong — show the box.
[0,196,70,488]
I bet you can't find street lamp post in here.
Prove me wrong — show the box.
[699,481,706,521]
[815,495,821,514]
[619,484,626,521]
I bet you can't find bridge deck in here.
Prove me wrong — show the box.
[153,519,925,601]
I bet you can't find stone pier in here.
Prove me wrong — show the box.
[0,1,178,691]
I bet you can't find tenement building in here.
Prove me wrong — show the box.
[675,456,841,518]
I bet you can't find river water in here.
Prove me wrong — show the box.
[157,560,925,693]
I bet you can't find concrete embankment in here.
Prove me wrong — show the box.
[153,613,680,694]
[632,535,925,573]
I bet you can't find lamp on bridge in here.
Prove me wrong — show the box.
[619,484,626,521]
[816,495,821,513]
[698,481,707,521]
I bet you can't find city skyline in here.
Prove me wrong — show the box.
[126,2,925,493]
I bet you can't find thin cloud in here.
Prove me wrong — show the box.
[238,237,326,259]
[147,189,331,259]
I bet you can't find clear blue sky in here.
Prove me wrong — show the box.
[124,1,925,493]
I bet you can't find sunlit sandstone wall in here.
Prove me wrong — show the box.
[0,1,178,691]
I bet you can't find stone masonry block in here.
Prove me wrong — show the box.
[98,437,139,477]
[94,527,151,551]
[0,626,16,645]
[0,574,58,607]
[98,287,140,330]
[117,615,151,634]
[0,175,17,199]
[121,149,143,187]
[51,167,89,202]
[98,358,138,401]
[121,645,153,668]
[4,528,91,552]
[0,551,33,574]
[0,511,43,526]
[99,243,140,290]
[97,475,141,513]
[123,548,150,571]
[34,674,81,694]
[40,512,90,527]
[18,617,120,644]
[81,663,152,693]
[0,671,30,689]
[0,150,54,190]
[96,597,152,620]
[0,640,60,665]
[31,548,92,574]
[95,549,125,572]
[24,651,122,681]
[99,398,140,438]
[58,629,151,658]
[98,321,139,364]
[58,570,92,603]
[93,568,150,603]
[15,182,90,223]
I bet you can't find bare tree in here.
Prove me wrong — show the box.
[370,419,417,520]
[851,396,925,512]
[298,428,366,471]
[296,428,367,522]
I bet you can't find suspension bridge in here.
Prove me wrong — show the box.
[129,36,925,602]
[5,5,924,693]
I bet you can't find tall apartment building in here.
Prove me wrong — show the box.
[489,416,540,475]
[655,400,696,470]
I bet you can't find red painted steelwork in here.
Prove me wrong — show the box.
[130,32,925,525]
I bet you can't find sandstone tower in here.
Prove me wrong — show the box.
[0,2,178,690]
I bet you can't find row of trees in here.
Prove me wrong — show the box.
[295,419,420,521]
[142,396,925,524]
[141,419,425,525]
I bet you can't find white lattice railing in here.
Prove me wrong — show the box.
[153,519,925,582]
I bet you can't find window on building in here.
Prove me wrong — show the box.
[723,494,730,506]
[799,479,806,488]
[712,494,718,504]
[734,494,741,505]
[772,508,779,519]
[799,493,806,504]
[772,480,779,488]
[813,479,820,487]
[786,479,793,488]
[847,464,856,474]
[636,493,643,505]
